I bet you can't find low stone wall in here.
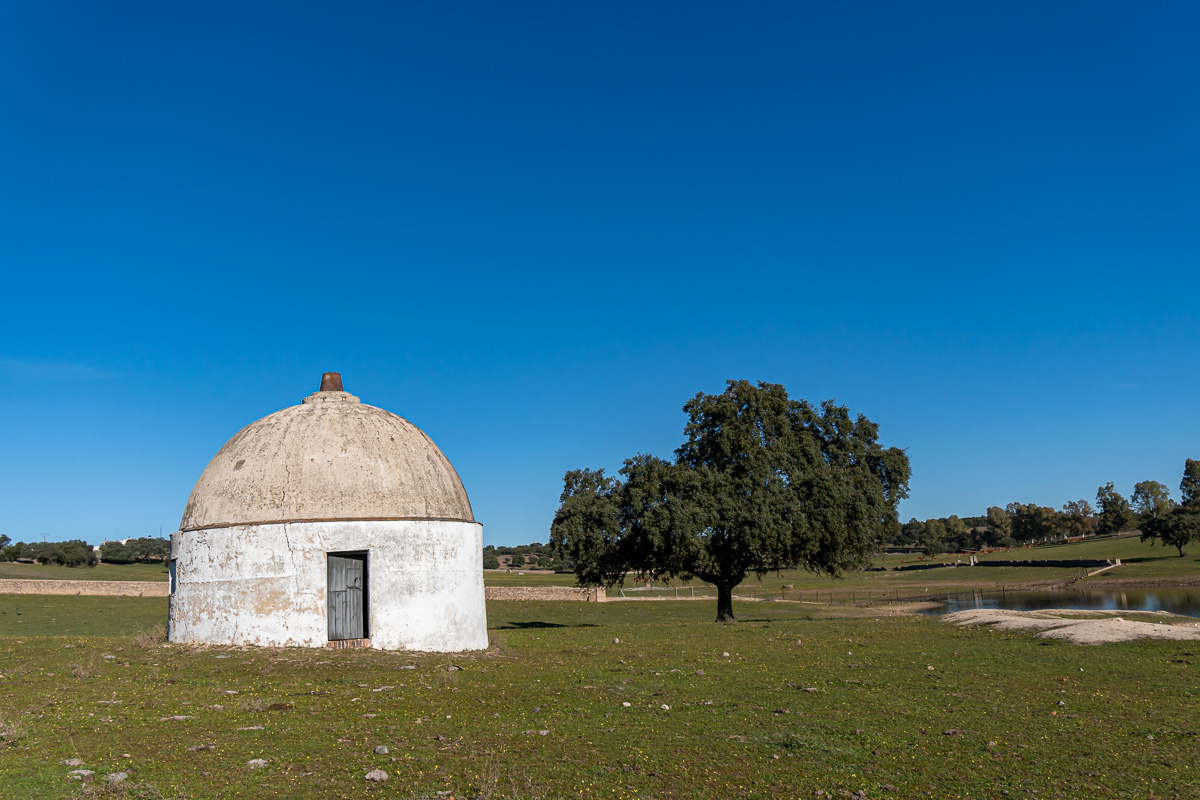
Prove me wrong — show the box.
[485,586,606,602]
[0,579,169,597]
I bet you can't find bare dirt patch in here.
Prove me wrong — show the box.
[943,608,1200,644]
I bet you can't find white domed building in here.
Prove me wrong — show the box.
[168,373,488,652]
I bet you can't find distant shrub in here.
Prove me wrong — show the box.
[20,540,97,568]
[100,537,170,564]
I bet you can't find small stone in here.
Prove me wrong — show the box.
[64,759,84,766]
[927,666,935,671]
[237,725,264,731]
[538,729,549,736]
[365,769,389,782]
[660,704,670,711]
[247,759,268,769]
[106,772,128,784]
[695,669,705,675]
[122,754,131,759]
[1146,734,1155,740]
[215,654,230,659]
[68,769,94,781]
[722,652,730,657]
[1057,701,1066,706]
[621,702,631,707]
[374,746,389,755]
[613,638,620,644]
[224,690,238,695]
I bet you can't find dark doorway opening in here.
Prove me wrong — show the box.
[327,551,369,641]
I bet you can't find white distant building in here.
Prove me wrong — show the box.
[168,373,487,652]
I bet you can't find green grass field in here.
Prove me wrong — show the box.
[0,562,169,582]
[485,535,1200,603]
[1,596,1198,799]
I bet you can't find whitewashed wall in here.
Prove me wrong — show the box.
[169,520,487,652]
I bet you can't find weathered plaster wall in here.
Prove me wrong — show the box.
[0,580,169,597]
[169,519,487,652]
[484,586,606,602]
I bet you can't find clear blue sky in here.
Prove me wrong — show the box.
[2,2,1197,546]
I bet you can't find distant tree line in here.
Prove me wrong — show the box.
[0,535,171,567]
[482,543,574,572]
[98,537,171,564]
[887,459,1200,557]
[0,536,98,567]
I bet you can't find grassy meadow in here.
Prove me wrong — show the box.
[486,534,1200,602]
[2,595,1199,799]
[0,562,169,582]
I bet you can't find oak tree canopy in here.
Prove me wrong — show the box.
[550,380,910,622]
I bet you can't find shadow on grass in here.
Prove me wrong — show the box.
[1121,554,1188,564]
[491,621,599,630]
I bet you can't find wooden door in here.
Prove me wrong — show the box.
[327,554,366,640]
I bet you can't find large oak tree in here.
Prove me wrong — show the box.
[550,380,910,622]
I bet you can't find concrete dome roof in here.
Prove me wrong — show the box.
[179,375,474,531]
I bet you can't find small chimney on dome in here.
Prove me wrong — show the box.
[319,372,344,392]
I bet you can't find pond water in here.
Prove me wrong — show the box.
[919,586,1200,618]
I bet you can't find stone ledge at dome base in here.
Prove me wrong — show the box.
[177,515,476,533]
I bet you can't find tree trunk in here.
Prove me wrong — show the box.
[1178,545,1186,557]
[715,584,736,623]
